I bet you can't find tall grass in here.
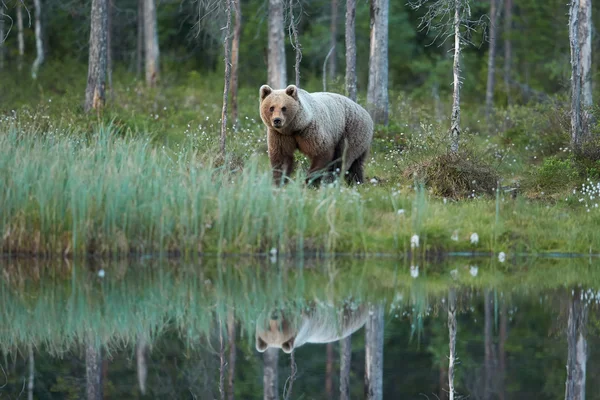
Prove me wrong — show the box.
[2,121,600,257]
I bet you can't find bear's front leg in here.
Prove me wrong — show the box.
[306,150,335,186]
[268,131,297,186]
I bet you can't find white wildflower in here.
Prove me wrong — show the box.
[498,252,506,263]
[98,269,105,278]
[410,234,419,249]
[410,265,419,278]
[469,266,478,277]
[470,232,479,245]
[397,209,405,215]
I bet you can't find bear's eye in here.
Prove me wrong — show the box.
[269,106,275,112]
[281,107,287,112]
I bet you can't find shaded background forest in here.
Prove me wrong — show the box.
[1,0,599,112]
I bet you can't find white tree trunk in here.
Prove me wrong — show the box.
[569,0,592,150]
[565,289,587,400]
[144,0,159,87]
[136,336,149,395]
[365,304,384,400]
[579,0,592,108]
[85,0,109,112]
[367,0,389,125]
[27,345,34,400]
[268,0,286,89]
[263,348,279,400]
[485,0,499,120]
[0,8,5,70]
[345,0,357,102]
[32,0,45,79]
[289,0,302,87]
[220,0,233,157]
[230,0,242,126]
[137,0,144,78]
[340,335,352,400]
[86,341,102,400]
[450,0,462,153]
[227,311,236,400]
[17,2,25,71]
[448,288,457,400]
[329,0,338,79]
[503,0,512,105]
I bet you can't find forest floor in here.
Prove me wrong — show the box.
[2,63,600,258]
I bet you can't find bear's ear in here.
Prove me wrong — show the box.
[281,337,295,354]
[260,85,273,101]
[285,85,298,100]
[256,336,268,353]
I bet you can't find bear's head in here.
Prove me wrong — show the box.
[255,308,298,354]
[259,85,300,134]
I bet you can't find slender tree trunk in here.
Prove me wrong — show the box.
[263,348,279,400]
[565,289,587,400]
[329,0,338,79]
[86,341,102,400]
[137,336,149,395]
[448,288,457,400]
[485,0,499,121]
[450,0,462,153]
[503,0,512,105]
[365,304,384,400]
[84,0,109,112]
[0,8,5,70]
[219,319,226,400]
[107,0,113,99]
[579,0,592,109]
[17,3,25,71]
[498,301,507,400]
[345,0,357,102]
[137,0,144,78]
[569,0,592,150]
[230,0,242,127]
[28,345,34,400]
[268,0,286,89]
[227,311,236,400]
[367,0,389,125]
[325,343,334,396]
[144,0,159,87]
[340,335,352,400]
[220,0,233,157]
[484,290,494,399]
[288,0,302,87]
[32,0,45,79]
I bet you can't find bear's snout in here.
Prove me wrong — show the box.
[272,117,283,127]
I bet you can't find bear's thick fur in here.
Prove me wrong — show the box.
[259,84,374,185]
[255,303,368,354]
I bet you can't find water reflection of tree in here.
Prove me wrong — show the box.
[565,288,588,400]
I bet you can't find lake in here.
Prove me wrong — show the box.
[1,256,599,399]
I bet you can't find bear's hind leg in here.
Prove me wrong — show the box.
[345,151,367,185]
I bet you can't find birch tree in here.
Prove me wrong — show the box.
[137,0,144,78]
[365,304,384,400]
[345,0,357,102]
[86,341,102,400]
[219,0,233,157]
[569,0,592,151]
[329,0,338,79]
[325,343,333,396]
[230,0,242,126]
[367,0,389,125]
[565,288,587,400]
[32,0,45,79]
[448,288,457,400]
[227,311,236,400]
[484,0,499,120]
[17,2,25,71]
[144,0,159,87]
[263,348,279,400]
[84,0,109,112]
[288,0,301,87]
[409,0,477,153]
[503,0,512,104]
[137,336,149,395]
[0,5,5,70]
[268,0,286,89]
[340,335,352,400]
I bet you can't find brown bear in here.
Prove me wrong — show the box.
[259,84,374,186]
[255,302,368,354]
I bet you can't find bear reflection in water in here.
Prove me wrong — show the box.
[255,302,369,354]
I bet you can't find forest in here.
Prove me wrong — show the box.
[1,1,600,399]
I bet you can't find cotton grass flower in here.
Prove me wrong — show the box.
[451,230,459,241]
[498,252,506,263]
[470,232,479,245]
[410,265,419,278]
[469,266,478,277]
[410,234,419,249]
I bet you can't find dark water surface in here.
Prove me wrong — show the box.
[1,257,600,399]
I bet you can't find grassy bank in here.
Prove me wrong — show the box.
[1,119,600,257]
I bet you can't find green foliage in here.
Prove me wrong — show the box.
[524,156,579,194]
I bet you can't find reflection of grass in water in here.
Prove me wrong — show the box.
[2,257,600,355]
